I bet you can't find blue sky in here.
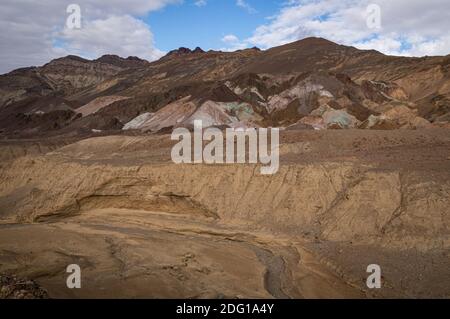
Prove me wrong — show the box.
[146,1,281,51]
[1,0,450,74]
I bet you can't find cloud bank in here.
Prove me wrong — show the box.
[0,0,179,74]
[223,0,450,57]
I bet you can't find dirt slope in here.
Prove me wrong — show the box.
[0,129,448,298]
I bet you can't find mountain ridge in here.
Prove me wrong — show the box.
[0,37,449,138]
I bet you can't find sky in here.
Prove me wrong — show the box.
[1,0,450,74]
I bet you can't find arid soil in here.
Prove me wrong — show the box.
[0,129,449,298]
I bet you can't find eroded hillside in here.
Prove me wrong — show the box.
[0,129,449,298]
[1,38,449,138]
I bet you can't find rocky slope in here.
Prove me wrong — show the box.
[1,38,449,138]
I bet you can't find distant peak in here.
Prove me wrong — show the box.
[97,54,120,59]
[126,56,146,61]
[60,55,90,63]
[94,54,124,63]
[43,55,90,67]
[94,54,148,67]
[166,46,205,57]
[193,47,205,53]
[294,37,338,46]
[169,47,192,55]
[264,37,351,56]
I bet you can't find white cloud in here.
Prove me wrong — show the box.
[223,0,450,57]
[0,0,180,74]
[194,0,207,7]
[236,0,257,14]
[219,34,249,51]
[59,15,165,61]
[355,36,403,55]
[222,34,240,44]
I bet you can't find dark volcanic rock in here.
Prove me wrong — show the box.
[0,274,48,299]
